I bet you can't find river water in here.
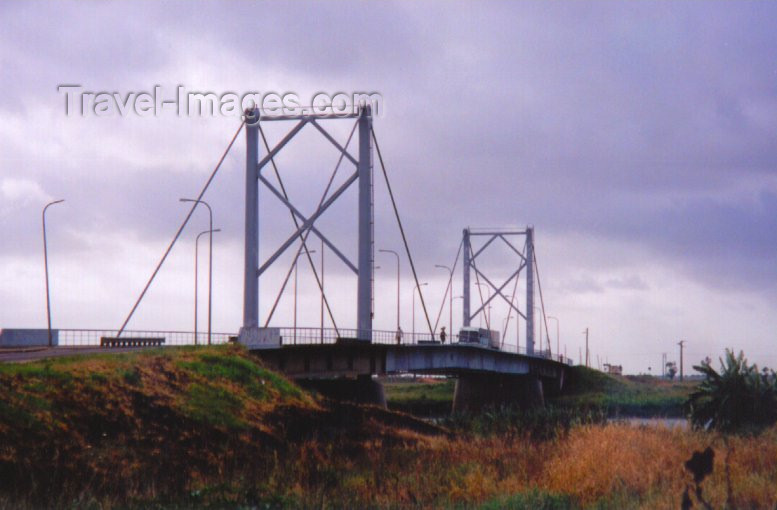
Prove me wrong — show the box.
[609,417,689,429]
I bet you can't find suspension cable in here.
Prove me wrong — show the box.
[433,240,463,333]
[501,245,524,348]
[118,120,245,336]
[534,249,551,355]
[371,126,434,337]
[469,243,492,331]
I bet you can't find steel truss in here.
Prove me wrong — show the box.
[240,107,374,342]
[462,227,536,354]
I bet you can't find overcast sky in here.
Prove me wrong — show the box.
[1,1,776,373]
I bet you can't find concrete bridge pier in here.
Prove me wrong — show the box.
[298,375,387,408]
[452,373,544,414]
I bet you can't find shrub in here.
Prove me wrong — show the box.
[688,350,777,434]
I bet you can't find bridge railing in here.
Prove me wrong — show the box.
[54,327,574,365]
[273,328,574,364]
[57,328,233,346]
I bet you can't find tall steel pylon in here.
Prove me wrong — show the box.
[239,106,374,342]
[462,226,536,354]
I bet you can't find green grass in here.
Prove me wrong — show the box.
[384,378,455,416]
[182,382,246,428]
[554,366,697,418]
[383,367,697,419]
[478,490,578,510]
[178,351,306,401]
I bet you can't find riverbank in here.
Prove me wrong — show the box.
[384,366,698,418]
[1,346,775,508]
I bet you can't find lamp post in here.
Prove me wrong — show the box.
[42,199,64,347]
[180,198,215,345]
[435,264,453,341]
[412,282,428,340]
[379,249,400,334]
[294,250,315,344]
[453,295,463,338]
[194,228,220,345]
[501,315,512,350]
[475,282,491,329]
[547,316,560,361]
[502,293,520,353]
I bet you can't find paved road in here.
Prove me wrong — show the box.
[0,346,150,363]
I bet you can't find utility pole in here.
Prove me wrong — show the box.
[583,327,589,368]
[662,352,667,378]
[678,340,686,381]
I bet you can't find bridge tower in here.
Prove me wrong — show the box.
[461,226,535,354]
[239,106,374,343]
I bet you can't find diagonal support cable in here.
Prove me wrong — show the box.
[118,121,245,336]
[534,248,552,356]
[469,244,491,331]
[257,124,344,334]
[501,242,526,348]
[433,240,462,333]
[371,126,434,337]
[261,119,359,330]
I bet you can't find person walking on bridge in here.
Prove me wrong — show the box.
[395,326,403,345]
[440,327,447,344]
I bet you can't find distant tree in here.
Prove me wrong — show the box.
[688,350,777,433]
[666,361,677,380]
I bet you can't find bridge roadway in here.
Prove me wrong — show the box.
[247,337,570,413]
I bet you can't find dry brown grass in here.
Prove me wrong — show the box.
[541,424,777,509]
[2,348,777,508]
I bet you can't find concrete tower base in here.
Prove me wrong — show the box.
[299,375,387,408]
[452,373,544,414]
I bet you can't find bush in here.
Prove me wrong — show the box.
[688,349,777,433]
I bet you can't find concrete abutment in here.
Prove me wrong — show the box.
[452,373,544,414]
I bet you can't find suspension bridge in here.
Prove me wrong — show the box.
[1,104,571,413]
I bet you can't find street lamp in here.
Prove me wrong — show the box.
[475,282,491,329]
[294,250,315,344]
[180,198,216,345]
[379,249,400,334]
[435,264,453,341]
[503,293,520,353]
[453,295,464,339]
[547,316,560,361]
[501,315,512,349]
[194,228,221,345]
[42,199,64,347]
[412,282,428,340]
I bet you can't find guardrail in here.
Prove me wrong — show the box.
[57,329,233,346]
[271,327,573,365]
[54,327,573,365]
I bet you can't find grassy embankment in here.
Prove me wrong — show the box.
[2,346,776,509]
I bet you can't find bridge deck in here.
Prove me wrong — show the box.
[249,340,566,380]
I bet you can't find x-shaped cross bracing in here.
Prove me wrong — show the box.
[255,116,360,278]
[466,231,530,322]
